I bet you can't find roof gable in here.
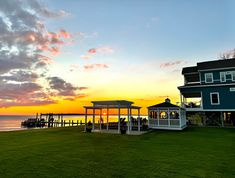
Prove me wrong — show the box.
[148,98,179,109]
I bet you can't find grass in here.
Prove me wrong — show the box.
[0,127,234,178]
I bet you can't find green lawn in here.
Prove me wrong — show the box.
[0,127,234,178]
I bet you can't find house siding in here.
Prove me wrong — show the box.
[202,85,235,109]
[200,69,235,85]
[179,85,235,110]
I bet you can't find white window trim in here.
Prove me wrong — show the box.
[232,71,235,81]
[205,73,213,83]
[220,72,226,82]
[210,92,220,105]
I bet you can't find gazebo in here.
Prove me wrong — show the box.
[84,100,142,134]
[148,98,187,130]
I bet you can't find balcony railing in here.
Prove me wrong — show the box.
[182,101,201,108]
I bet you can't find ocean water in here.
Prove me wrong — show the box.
[0,115,147,132]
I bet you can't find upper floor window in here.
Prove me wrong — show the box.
[220,71,235,82]
[205,73,213,83]
[220,72,226,82]
[232,71,235,81]
[210,92,220,105]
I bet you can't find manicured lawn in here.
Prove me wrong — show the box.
[0,127,234,178]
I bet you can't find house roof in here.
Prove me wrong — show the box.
[182,58,235,74]
[148,98,179,109]
[182,66,198,74]
[197,58,235,70]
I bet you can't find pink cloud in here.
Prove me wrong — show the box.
[80,55,91,60]
[50,46,60,56]
[78,87,89,90]
[59,29,71,39]
[88,48,97,54]
[160,60,187,68]
[84,64,109,70]
[87,47,114,55]
[0,82,57,108]
[0,0,84,107]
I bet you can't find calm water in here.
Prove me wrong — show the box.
[0,115,85,132]
[0,115,33,132]
[0,115,147,132]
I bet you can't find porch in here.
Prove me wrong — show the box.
[179,91,203,112]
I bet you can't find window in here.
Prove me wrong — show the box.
[232,71,235,81]
[205,73,213,83]
[160,111,167,119]
[210,93,220,105]
[220,72,226,82]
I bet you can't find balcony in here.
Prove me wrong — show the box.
[184,73,200,86]
[182,101,203,111]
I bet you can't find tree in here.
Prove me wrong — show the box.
[220,49,235,59]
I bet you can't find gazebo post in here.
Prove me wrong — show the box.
[180,93,183,107]
[179,108,182,128]
[92,108,95,130]
[138,108,140,132]
[168,109,170,127]
[157,109,160,126]
[100,108,102,130]
[127,107,130,134]
[130,108,132,131]
[106,107,109,130]
[118,106,120,133]
[84,108,87,132]
[148,109,151,127]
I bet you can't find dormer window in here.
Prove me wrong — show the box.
[205,73,213,83]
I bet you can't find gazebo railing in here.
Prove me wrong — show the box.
[148,118,183,128]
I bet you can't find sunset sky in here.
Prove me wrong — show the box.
[0,0,235,115]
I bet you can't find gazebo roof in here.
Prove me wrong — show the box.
[84,100,141,109]
[148,98,179,109]
[92,100,134,106]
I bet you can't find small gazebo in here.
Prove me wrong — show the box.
[84,100,142,134]
[148,98,187,130]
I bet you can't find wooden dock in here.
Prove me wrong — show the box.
[21,113,85,128]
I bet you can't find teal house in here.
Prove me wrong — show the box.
[178,58,235,126]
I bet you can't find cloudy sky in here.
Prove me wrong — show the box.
[0,0,235,115]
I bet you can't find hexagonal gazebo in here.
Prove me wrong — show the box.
[148,98,187,130]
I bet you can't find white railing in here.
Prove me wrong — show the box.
[148,118,185,128]
[183,101,201,108]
